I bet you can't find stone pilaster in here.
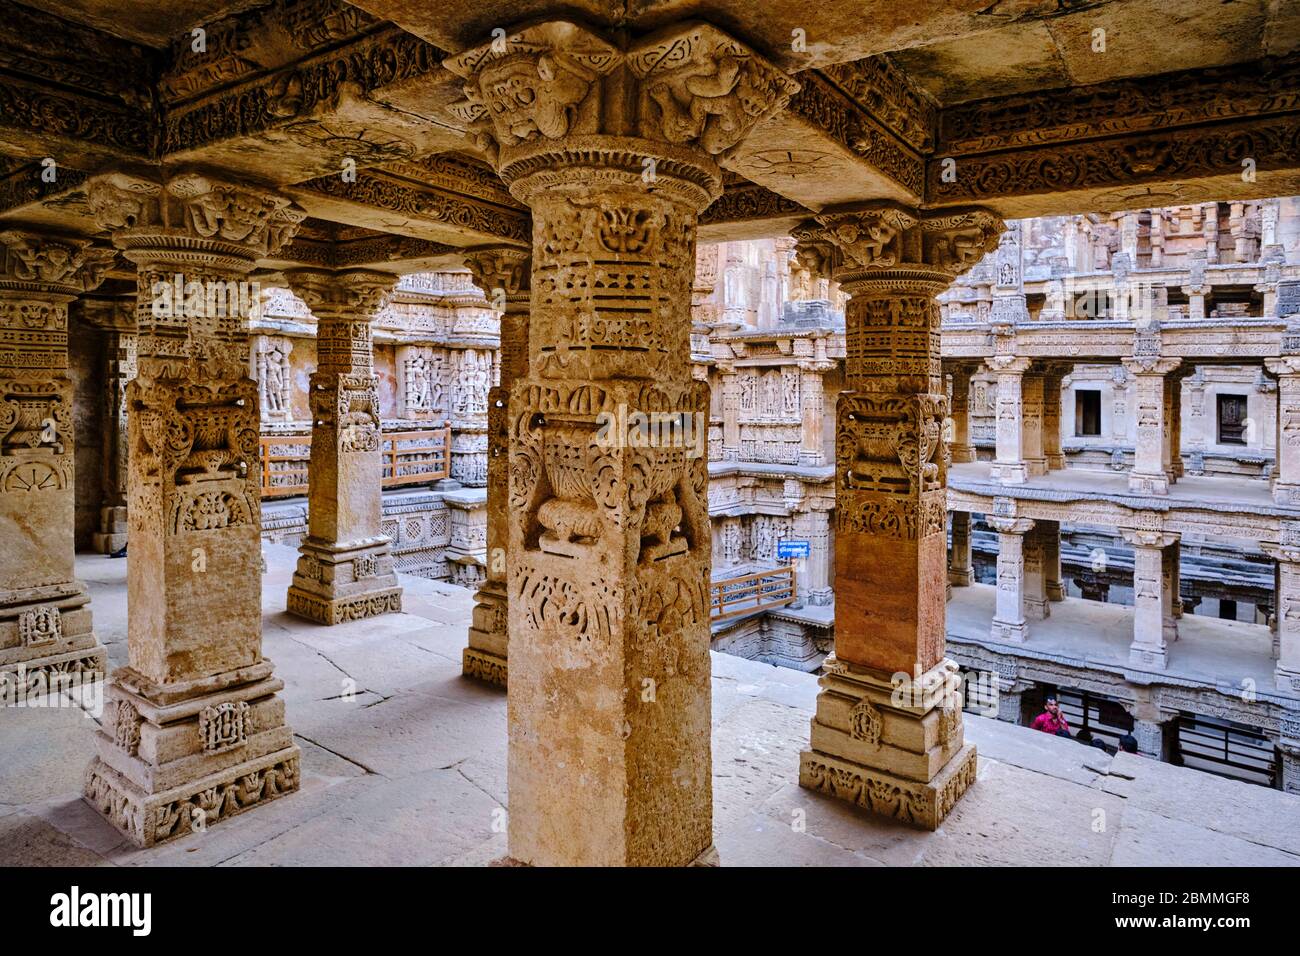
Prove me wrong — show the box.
[1131,718,1166,759]
[1266,356,1300,505]
[96,333,137,553]
[1263,534,1300,695]
[1023,520,1051,620]
[792,505,833,606]
[987,356,1032,483]
[1123,356,1180,494]
[462,245,530,686]
[1020,371,1047,477]
[798,359,831,467]
[1122,529,1179,669]
[988,515,1033,642]
[284,269,402,625]
[1041,365,1066,470]
[948,363,977,463]
[792,201,1001,829]
[1040,518,1065,602]
[948,510,974,587]
[0,230,114,698]
[81,171,304,847]
[446,18,797,866]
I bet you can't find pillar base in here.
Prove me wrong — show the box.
[951,445,977,464]
[286,537,402,625]
[1046,582,1066,601]
[1129,472,1170,495]
[1275,665,1300,696]
[1129,644,1168,669]
[1045,453,1066,470]
[84,662,299,848]
[1024,457,1049,478]
[990,619,1028,643]
[1,585,107,692]
[989,461,1027,484]
[800,746,977,831]
[798,660,976,830]
[463,581,507,686]
[92,506,129,554]
[948,568,974,587]
[1025,598,1051,620]
[462,646,507,687]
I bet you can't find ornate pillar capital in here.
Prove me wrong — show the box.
[986,515,1034,535]
[1120,528,1180,549]
[282,268,398,322]
[0,229,115,298]
[802,202,1003,289]
[462,244,531,308]
[444,19,798,209]
[1122,355,1181,376]
[986,355,1032,375]
[85,171,305,272]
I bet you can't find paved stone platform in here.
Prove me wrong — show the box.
[2,544,1297,866]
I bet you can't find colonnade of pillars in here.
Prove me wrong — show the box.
[953,349,1300,504]
[2,16,1019,861]
[950,508,1300,687]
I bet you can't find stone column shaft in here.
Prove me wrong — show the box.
[1124,357,1180,494]
[793,201,1001,830]
[81,171,304,847]
[285,270,402,625]
[1020,372,1047,477]
[1042,368,1065,470]
[92,316,137,554]
[949,365,977,464]
[988,356,1031,483]
[0,230,113,696]
[1124,530,1178,669]
[948,510,974,587]
[1041,518,1065,601]
[446,18,798,866]
[989,516,1033,642]
[1265,539,1300,694]
[1267,358,1300,505]
[463,246,530,686]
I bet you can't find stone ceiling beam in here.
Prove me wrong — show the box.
[928,54,1300,217]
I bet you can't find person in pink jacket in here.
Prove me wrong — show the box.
[1030,695,1071,737]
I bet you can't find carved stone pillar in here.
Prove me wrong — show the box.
[446,19,796,866]
[1166,537,1183,621]
[0,230,113,697]
[989,516,1033,642]
[1023,520,1051,620]
[948,363,977,464]
[1164,371,1184,482]
[462,246,530,686]
[987,356,1032,483]
[798,360,831,467]
[1182,251,1208,320]
[1266,356,1300,505]
[792,202,1000,829]
[792,505,833,606]
[1040,518,1065,602]
[283,269,401,625]
[96,329,137,553]
[1123,529,1179,669]
[719,367,741,462]
[1020,371,1047,477]
[1123,356,1180,494]
[1263,537,1300,695]
[948,510,974,587]
[81,171,304,846]
[1041,365,1066,470]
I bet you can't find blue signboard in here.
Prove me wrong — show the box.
[777,539,810,560]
